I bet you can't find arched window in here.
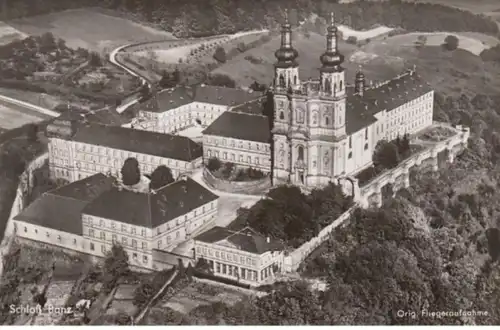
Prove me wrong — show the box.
[340,80,343,91]
[298,146,304,161]
[279,111,284,120]
[325,116,329,126]
[365,128,368,140]
[294,76,297,85]
[312,113,318,124]
[279,74,285,87]
[334,83,337,93]
[324,78,331,92]
[296,108,305,123]
[349,136,352,148]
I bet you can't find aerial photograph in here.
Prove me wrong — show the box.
[0,0,499,326]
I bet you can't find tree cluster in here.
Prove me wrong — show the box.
[372,134,410,172]
[2,0,497,39]
[159,68,181,88]
[231,184,353,248]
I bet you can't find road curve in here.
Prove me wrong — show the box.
[109,44,151,114]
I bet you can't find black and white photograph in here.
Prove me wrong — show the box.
[0,0,498,326]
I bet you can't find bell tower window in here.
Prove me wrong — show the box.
[279,111,284,120]
[294,76,297,85]
[340,80,343,91]
[325,117,329,126]
[279,75,285,87]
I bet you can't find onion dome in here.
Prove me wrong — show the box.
[355,66,365,80]
[274,9,298,66]
[320,12,344,68]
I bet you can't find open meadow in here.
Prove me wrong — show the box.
[0,99,51,130]
[214,27,500,98]
[6,8,175,52]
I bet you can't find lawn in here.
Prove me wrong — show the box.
[0,99,52,130]
[378,32,499,56]
[6,8,175,52]
[213,31,391,87]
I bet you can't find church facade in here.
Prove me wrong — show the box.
[271,13,434,187]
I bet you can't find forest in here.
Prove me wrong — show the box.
[0,0,498,38]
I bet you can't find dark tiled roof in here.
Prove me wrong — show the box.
[145,87,194,113]
[56,107,131,126]
[230,97,266,115]
[82,177,219,228]
[345,71,432,134]
[14,174,114,235]
[195,226,283,255]
[202,111,271,143]
[194,85,261,106]
[69,122,202,162]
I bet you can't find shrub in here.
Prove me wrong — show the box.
[443,35,459,51]
[213,46,227,63]
[346,36,358,44]
[206,157,222,172]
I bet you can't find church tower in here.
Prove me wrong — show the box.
[272,9,302,185]
[354,65,366,96]
[318,12,347,139]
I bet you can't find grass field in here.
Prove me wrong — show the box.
[0,21,27,45]
[215,28,500,97]
[0,88,62,110]
[213,31,387,87]
[377,32,499,56]
[6,8,175,52]
[0,99,51,130]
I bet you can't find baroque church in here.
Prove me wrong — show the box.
[270,12,434,187]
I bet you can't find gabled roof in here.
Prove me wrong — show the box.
[193,85,261,106]
[202,111,271,143]
[56,107,131,126]
[344,70,432,134]
[82,177,219,228]
[194,226,283,255]
[68,122,202,162]
[145,87,194,113]
[14,174,114,235]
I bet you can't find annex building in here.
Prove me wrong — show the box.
[14,173,219,270]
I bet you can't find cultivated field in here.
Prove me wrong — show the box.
[0,21,27,45]
[0,88,61,110]
[6,8,175,52]
[0,99,51,130]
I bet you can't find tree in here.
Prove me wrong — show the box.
[416,35,427,48]
[39,32,56,53]
[25,123,39,143]
[206,157,221,172]
[373,140,400,170]
[121,157,141,186]
[88,51,102,67]
[213,46,227,63]
[205,73,236,88]
[139,83,151,100]
[102,244,130,293]
[150,165,175,189]
[443,35,459,51]
[249,81,267,92]
[346,36,358,44]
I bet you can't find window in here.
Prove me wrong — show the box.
[143,255,148,264]
[24,226,27,233]
[279,111,284,120]
[131,227,136,235]
[364,143,368,150]
[216,251,220,258]
[348,152,353,159]
[349,136,352,148]
[90,243,95,251]
[167,236,171,243]
[99,219,104,227]
[111,222,116,229]
[89,229,94,238]
[247,257,251,265]
[158,240,162,248]
[133,253,138,260]
[57,235,61,241]
[121,224,126,232]
[247,156,251,163]
[122,237,128,246]
[142,242,147,250]
[221,252,225,259]
[325,116,329,126]
[240,256,245,263]
[73,239,77,245]
[297,146,304,161]
[100,232,105,240]
[101,245,106,253]
[132,240,137,248]
[141,229,146,237]
[112,234,117,243]
[365,128,368,140]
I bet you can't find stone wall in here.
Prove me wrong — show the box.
[3,152,49,240]
[283,207,355,273]
[202,168,271,195]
